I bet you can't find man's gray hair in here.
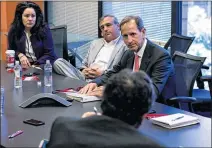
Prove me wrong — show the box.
[99,14,119,25]
[120,16,144,30]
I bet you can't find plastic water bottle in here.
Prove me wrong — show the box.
[1,87,5,115]
[44,60,52,86]
[14,61,22,88]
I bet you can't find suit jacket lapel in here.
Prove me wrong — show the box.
[107,37,123,68]
[90,39,104,64]
[140,40,151,71]
[18,34,26,54]
[126,51,134,69]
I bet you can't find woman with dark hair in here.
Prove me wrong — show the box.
[8,1,57,69]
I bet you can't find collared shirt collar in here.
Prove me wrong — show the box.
[103,35,121,46]
[24,30,32,37]
[134,38,147,57]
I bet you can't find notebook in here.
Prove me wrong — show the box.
[66,92,101,103]
[150,113,200,129]
[144,113,168,119]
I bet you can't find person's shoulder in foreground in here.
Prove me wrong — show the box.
[46,115,163,148]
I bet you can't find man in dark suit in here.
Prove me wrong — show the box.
[46,116,162,148]
[80,15,176,102]
[46,70,162,148]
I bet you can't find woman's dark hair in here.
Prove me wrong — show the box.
[101,69,156,127]
[10,1,46,39]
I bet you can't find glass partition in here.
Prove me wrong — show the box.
[182,1,211,77]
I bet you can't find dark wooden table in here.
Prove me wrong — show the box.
[1,61,211,147]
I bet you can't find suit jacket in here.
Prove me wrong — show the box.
[46,115,162,148]
[81,37,127,71]
[93,39,176,101]
[7,24,57,65]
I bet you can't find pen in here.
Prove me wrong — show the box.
[93,107,98,114]
[8,130,23,138]
[172,116,184,121]
[149,110,156,114]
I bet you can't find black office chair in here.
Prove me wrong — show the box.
[164,33,209,93]
[50,25,70,62]
[195,65,210,89]
[192,73,212,117]
[166,51,208,113]
[164,33,195,57]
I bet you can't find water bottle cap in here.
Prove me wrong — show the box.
[1,87,4,91]
[46,60,50,64]
[15,61,19,65]
[37,81,42,86]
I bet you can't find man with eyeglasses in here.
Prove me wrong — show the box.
[54,15,127,81]
[79,15,176,103]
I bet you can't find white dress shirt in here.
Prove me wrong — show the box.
[92,36,120,71]
[25,31,37,62]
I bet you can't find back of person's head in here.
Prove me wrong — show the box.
[11,1,44,38]
[101,69,156,127]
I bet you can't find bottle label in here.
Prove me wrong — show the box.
[16,77,21,81]
[44,68,52,86]
[45,71,52,77]
[14,70,20,77]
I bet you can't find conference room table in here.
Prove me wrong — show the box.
[0,61,211,148]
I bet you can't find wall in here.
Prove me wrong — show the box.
[0,1,44,60]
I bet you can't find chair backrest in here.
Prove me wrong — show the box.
[172,51,206,97]
[73,41,92,68]
[164,33,195,57]
[50,25,69,60]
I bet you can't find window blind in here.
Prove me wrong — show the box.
[47,1,98,42]
[103,1,171,42]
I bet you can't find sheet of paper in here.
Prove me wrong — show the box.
[65,92,101,102]
[23,77,34,81]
